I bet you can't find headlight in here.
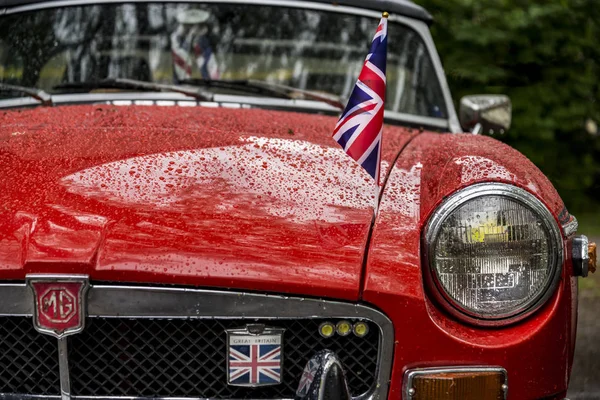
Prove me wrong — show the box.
[424,183,563,324]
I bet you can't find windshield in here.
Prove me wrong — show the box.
[0,3,447,118]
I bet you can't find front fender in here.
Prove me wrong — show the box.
[363,132,576,400]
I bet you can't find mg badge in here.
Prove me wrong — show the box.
[27,275,89,338]
[226,324,284,387]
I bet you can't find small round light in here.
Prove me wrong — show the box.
[319,322,335,338]
[353,321,369,337]
[336,320,352,336]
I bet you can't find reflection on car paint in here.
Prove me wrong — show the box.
[0,104,417,300]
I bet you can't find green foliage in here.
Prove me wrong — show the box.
[415,0,600,213]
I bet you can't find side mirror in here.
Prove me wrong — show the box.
[459,95,512,135]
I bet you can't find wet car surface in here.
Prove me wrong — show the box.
[0,0,594,399]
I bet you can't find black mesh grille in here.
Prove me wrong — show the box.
[0,317,60,395]
[68,318,379,398]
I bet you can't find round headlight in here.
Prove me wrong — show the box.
[424,184,563,324]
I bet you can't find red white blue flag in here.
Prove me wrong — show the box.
[332,14,388,185]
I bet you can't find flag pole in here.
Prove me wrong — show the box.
[374,11,388,216]
[331,10,389,218]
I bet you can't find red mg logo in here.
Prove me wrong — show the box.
[41,288,76,323]
[27,275,89,338]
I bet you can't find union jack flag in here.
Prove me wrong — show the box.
[228,337,282,386]
[333,13,388,185]
[296,358,319,396]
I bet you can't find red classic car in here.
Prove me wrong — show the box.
[0,0,595,399]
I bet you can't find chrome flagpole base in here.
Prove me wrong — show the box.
[295,350,352,400]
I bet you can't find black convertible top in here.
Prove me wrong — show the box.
[0,0,433,23]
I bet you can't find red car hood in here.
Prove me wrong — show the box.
[0,105,416,300]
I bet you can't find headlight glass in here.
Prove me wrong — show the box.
[425,184,562,322]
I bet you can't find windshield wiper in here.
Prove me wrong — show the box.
[53,78,213,102]
[0,83,53,106]
[53,78,345,109]
[249,80,345,110]
[180,78,344,110]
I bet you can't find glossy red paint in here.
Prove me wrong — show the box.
[363,132,576,399]
[1,104,576,398]
[0,104,417,300]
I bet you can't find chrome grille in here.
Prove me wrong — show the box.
[67,318,378,398]
[0,284,394,399]
[0,317,60,395]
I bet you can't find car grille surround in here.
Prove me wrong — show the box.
[67,318,378,398]
[0,285,394,400]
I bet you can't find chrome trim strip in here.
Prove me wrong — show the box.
[403,366,508,399]
[0,0,457,132]
[0,284,32,316]
[57,338,70,400]
[423,183,564,325]
[0,285,393,400]
[392,16,460,133]
[0,92,449,130]
[2,0,391,17]
[383,110,448,130]
[0,92,339,112]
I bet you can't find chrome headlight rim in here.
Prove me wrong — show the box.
[423,183,563,325]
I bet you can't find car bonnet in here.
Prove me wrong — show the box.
[0,104,418,300]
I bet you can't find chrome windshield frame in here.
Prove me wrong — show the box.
[0,0,460,133]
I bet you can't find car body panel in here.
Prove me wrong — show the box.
[364,132,576,399]
[0,104,418,300]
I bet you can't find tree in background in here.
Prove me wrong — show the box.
[415,0,600,213]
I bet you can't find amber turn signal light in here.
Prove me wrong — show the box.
[404,367,508,400]
[589,242,597,274]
